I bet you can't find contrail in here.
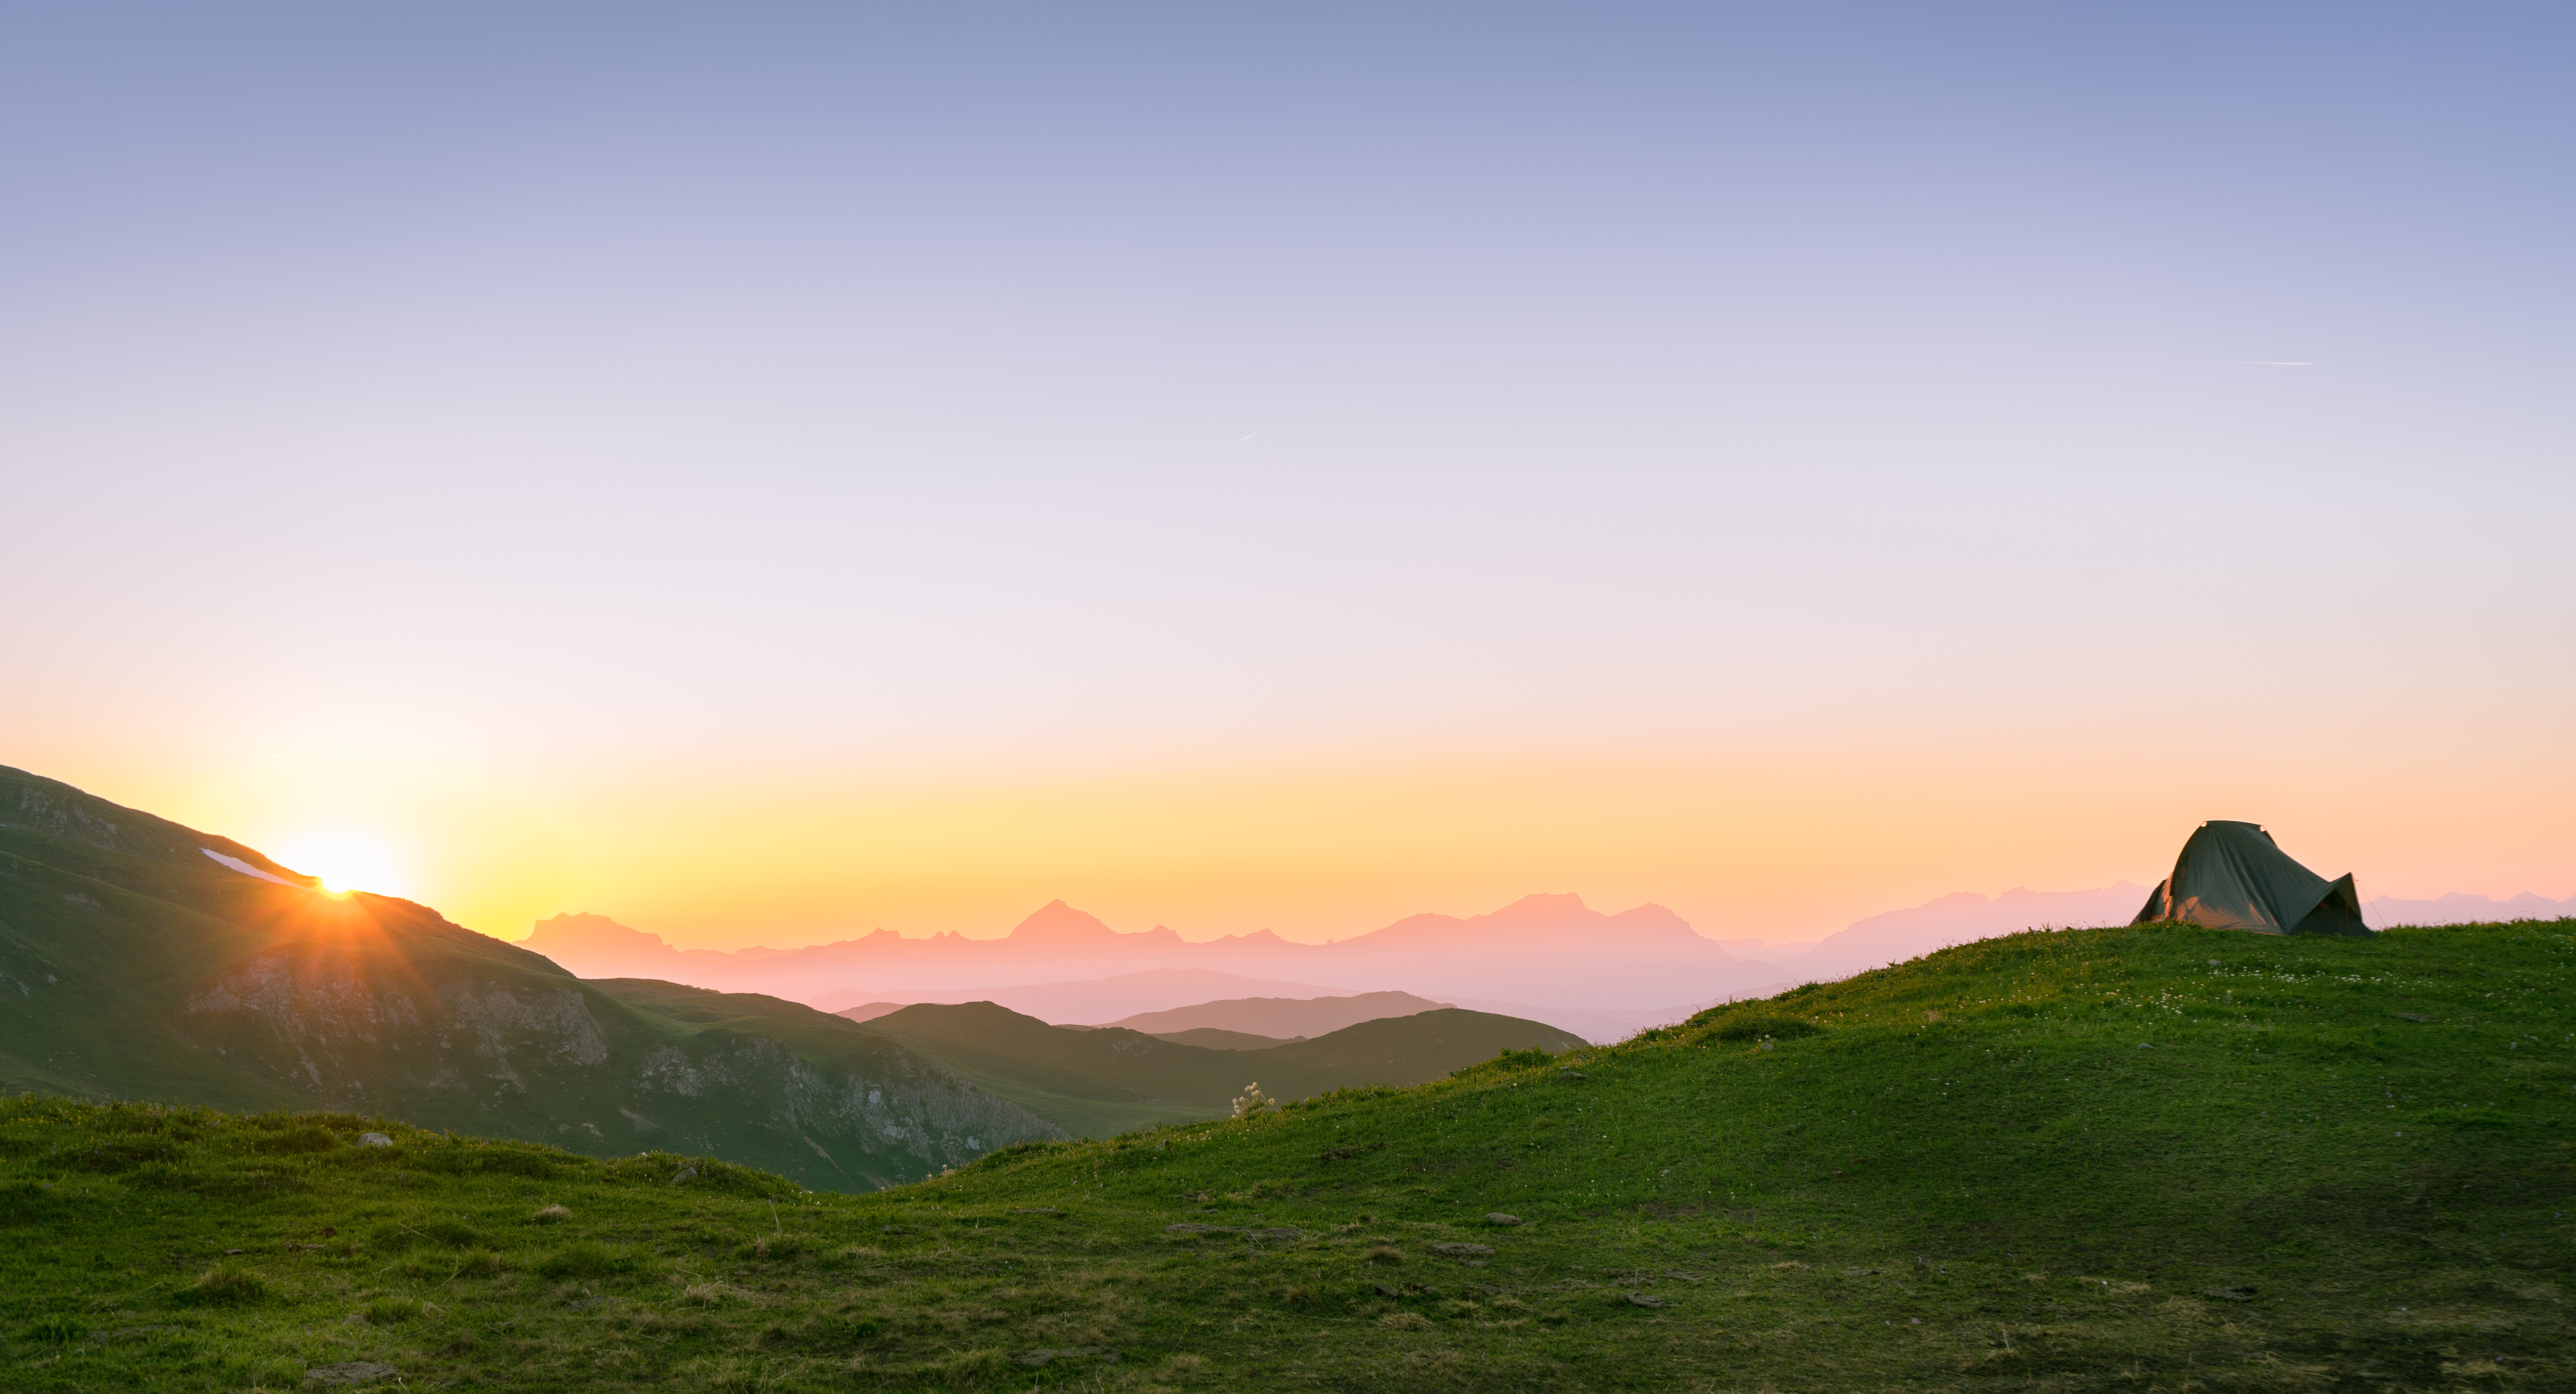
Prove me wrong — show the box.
[2227,361,2314,366]
[1234,433,1257,443]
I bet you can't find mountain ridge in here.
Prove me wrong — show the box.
[0,766,1060,1191]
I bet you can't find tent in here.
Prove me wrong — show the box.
[2132,821,2369,936]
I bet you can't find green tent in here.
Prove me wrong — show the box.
[2132,821,2369,936]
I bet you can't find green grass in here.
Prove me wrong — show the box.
[3,917,2569,1391]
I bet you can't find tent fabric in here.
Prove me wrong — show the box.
[2132,821,2370,936]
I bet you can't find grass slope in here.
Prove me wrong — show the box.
[856,1003,1588,1138]
[4,917,2570,1392]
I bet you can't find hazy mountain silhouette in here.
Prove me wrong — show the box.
[522,868,2575,1046]
[2365,891,2576,927]
[522,911,791,979]
[524,893,1767,1013]
[1768,883,2152,983]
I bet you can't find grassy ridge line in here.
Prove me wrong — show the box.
[5,918,2572,1391]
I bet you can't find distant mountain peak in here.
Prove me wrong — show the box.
[1497,891,1591,915]
[1009,900,1120,943]
[525,912,670,951]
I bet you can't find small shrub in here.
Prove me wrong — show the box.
[672,1355,775,1392]
[1379,1310,1434,1330]
[52,1142,172,1173]
[419,1219,483,1248]
[451,1252,504,1279]
[532,1204,571,1224]
[538,1242,633,1279]
[410,1148,479,1176]
[963,1139,1067,1171]
[251,1125,338,1155]
[1361,1246,1403,1264]
[24,1313,82,1345]
[474,1149,562,1179]
[121,1161,207,1192]
[177,1167,310,1199]
[0,1180,64,1224]
[1710,1016,1823,1044]
[366,1297,424,1324]
[938,1348,1009,1379]
[176,1263,268,1306]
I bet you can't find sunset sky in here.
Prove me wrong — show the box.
[6,5,2570,949]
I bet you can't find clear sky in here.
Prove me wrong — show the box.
[6,4,2570,947]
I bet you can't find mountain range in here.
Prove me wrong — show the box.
[523,896,1755,1012]
[513,886,2152,1036]
[525,877,2572,1043]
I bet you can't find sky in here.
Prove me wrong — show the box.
[5,3,2570,949]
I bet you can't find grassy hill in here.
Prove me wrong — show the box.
[1100,991,1451,1039]
[851,1002,1589,1138]
[6,915,2567,1391]
[1148,1027,1300,1050]
[0,767,1058,1191]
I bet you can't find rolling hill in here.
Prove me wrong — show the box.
[0,767,1058,1191]
[1145,1027,1297,1050]
[1097,989,1450,1037]
[3,914,2565,1391]
[849,1002,1589,1139]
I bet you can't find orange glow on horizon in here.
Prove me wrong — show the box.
[52,732,2570,956]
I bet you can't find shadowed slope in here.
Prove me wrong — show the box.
[0,767,1058,1190]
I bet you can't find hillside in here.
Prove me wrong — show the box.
[851,1003,1589,1139]
[4,915,2566,1391]
[1100,989,1450,1037]
[1148,1027,1298,1050]
[0,767,1057,1191]
[821,969,1364,1025]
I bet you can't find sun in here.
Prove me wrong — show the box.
[273,833,409,898]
